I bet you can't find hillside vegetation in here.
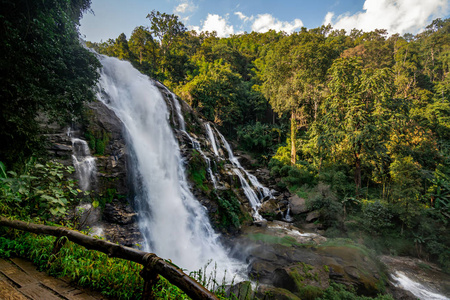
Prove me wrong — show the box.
[88,14,450,271]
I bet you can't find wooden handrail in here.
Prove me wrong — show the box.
[0,216,218,300]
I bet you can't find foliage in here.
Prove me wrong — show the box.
[187,149,209,192]
[84,14,450,272]
[0,159,79,220]
[0,232,178,299]
[306,183,343,228]
[361,201,394,234]
[0,0,100,167]
[214,190,244,230]
[180,59,248,133]
[236,122,284,156]
[84,130,110,155]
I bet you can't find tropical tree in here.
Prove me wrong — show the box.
[180,59,247,132]
[316,57,395,194]
[129,26,156,65]
[256,27,338,165]
[0,0,100,167]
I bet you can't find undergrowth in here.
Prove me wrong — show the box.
[0,231,188,299]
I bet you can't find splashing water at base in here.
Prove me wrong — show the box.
[95,55,245,282]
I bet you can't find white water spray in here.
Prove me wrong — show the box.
[205,123,219,156]
[95,55,244,279]
[163,87,219,190]
[71,138,96,191]
[215,130,272,219]
[392,271,449,300]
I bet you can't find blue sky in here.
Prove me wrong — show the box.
[80,0,450,42]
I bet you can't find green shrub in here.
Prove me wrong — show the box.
[236,122,284,155]
[187,150,209,192]
[298,285,323,299]
[215,190,243,229]
[0,159,79,220]
[307,183,342,228]
[0,232,216,299]
[361,201,394,235]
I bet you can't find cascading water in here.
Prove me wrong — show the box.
[163,87,219,190]
[391,271,449,300]
[205,123,219,157]
[71,138,97,191]
[199,152,219,189]
[95,55,244,279]
[215,130,272,219]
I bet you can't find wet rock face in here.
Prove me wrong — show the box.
[381,255,450,299]
[103,200,137,225]
[233,223,387,298]
[101,200,141,247]
[44,99,142,246]
[85,101,128,196]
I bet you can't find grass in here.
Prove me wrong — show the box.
[0,231,189,299]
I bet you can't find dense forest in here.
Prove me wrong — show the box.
[0,0,100,168]
[87,13,450,272]
[0,0,449,298]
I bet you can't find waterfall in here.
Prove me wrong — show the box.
[163,87,219,190]
[199,151,218,189]
[283,204,293,222]
[71,138,97,191]
[215,130,272,219]
[391,271,449,300]
[95,55,244,279]
[165,85,186,132]
[205,123,219,156]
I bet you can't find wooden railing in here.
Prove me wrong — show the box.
[0,216,218,300]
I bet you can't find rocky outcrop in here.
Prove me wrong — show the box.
[85,101,128,196]
[289,195,308,215]
[229,222,388,298]
[101,200,141,247]
[381,255,450,299]
[42,99,141,246]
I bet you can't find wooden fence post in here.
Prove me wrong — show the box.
[140,253,160,300]
[47,236,67,267]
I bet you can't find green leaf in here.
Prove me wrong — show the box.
[0,162,6,179]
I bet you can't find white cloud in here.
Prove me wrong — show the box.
[190,25,201,32]
[324,0,449,35]
[323,12,334,26]
[251,14,303,34]
[198,14,235,37]
[192,12,303,37]
[234,11,254,23]
[174,1,196,14]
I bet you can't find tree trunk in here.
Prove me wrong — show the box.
[290,111,297,165]
[355,151,361,195]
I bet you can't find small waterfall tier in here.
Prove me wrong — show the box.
[71,138,97,191]
[160,84,273,221]
[215,130,273,219]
